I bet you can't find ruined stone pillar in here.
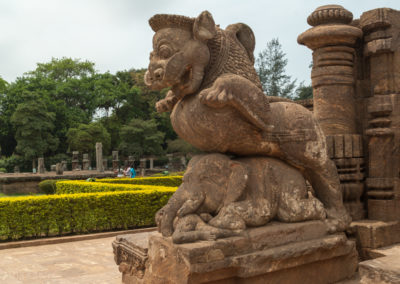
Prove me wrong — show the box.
[139,158,146,176]
[360,8,400,221]
[82,154,90,170]
[61,160,68,171]
[298,5,365,220]
[112,151,119,171]
[96,142,104,173]
[72,151,79,171]
[149,157,154,170]
[103,158,108,171]
[38,157,45,174]
[56,163,63,175]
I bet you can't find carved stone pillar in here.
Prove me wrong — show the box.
[298,5,362,135]
[360,8,400,221]
[298,5,365,220]
[96,143,104,173]
[72,151,79,171]
[82,153,90,170]
[38,157,45,174]
[112,151,119,171]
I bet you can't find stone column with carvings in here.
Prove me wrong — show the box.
[298,5,365,220]
[360,8,400,221]
[96,143,104,173]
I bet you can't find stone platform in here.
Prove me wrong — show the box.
[113,221,358,284]
[359,243,400,283]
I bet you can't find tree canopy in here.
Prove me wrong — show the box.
[255,38,297,98]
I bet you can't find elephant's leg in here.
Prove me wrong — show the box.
[277,191,326,222]
[209,198,274,229]
[172,214,237,244]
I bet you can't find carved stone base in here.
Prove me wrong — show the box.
[349,220,400,260]
[113,221,358,284]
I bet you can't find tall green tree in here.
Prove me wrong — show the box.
[119,118,165,158]
[66,122,111,155]
[255,38,296,98]
[10,94,58,163]
[294,82,313,101]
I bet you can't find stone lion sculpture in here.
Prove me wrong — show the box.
[156,154,326,243]
[145,11,350,234]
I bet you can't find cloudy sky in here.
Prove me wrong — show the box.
[1,0,399,85]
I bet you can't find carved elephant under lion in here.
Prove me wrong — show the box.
[146,11,350,232]
[156,154,326,243]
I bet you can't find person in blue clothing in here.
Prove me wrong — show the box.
[129,165,136,178]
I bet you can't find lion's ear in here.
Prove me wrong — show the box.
[193,11,216,42]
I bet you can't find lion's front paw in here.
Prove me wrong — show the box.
[199,85,233,108]
[156,93,178,113]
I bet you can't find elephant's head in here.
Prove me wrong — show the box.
[156,153,248,237]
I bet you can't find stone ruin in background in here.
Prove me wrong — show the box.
[113,5,400,283]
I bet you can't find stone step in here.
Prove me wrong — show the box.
[359,243,400,284]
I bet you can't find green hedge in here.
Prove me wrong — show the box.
[97,176,183,187]
[55,181,177,194]
[0,188,175,240]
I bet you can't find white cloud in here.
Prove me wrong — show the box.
[0,0,399,85]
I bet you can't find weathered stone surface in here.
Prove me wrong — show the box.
[157,154,326,243]
[38,157,45,174]
[359,254,400,284]
[55,163,63,175]
[146,10,350,235]
[95,143,104,173]
[113,222,357,284]
[350,220,400,250]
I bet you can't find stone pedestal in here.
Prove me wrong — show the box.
[38,157,45,174]
[349,220,400,259]
[113,221,358,284]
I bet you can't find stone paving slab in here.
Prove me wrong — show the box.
[0,237,121,283]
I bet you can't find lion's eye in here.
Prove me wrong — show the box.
[158,45,172,59]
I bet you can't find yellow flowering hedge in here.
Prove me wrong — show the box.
[55,181,176,194]
[97,176,183,187]
[0,188,176,240]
